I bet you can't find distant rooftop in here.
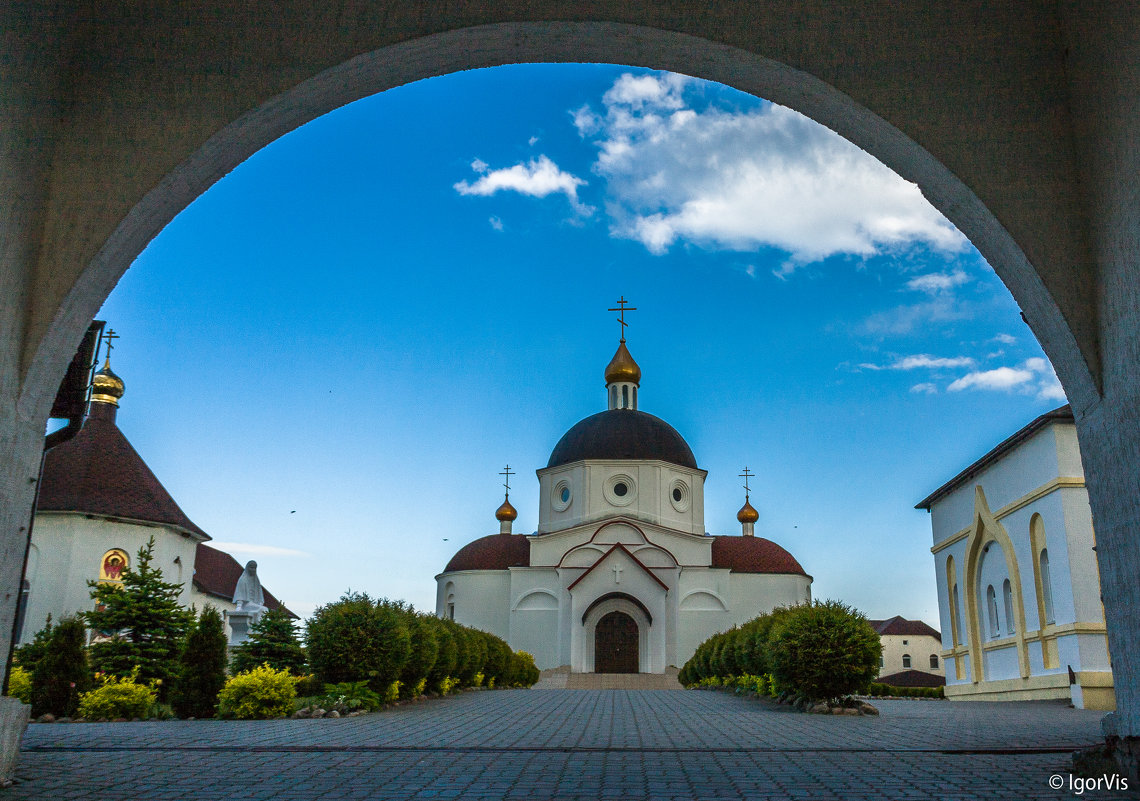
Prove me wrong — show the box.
[868,615,941,641]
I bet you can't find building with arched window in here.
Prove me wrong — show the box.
[917,406,1114,709]
[436,333,812,673]
[871,616,944,688]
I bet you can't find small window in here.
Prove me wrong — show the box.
[622,385,629,408]
[1040,548,1055,625]
[987,584,1000,639]
[930,654,939,670]
[560,487,570,503]
[879,655,884,668]
[447,603,455,621]
[613,482,628,497]
[902,654,911,669]
[1003,579,1015,635]
[672,487,683,502]
[902,639,908,645]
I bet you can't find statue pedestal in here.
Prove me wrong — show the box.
[226,609,259,646]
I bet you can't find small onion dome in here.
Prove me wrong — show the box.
[737,498,759,523]
[91,363,125,406]
[604,340,641,385]
[495,496,518,522]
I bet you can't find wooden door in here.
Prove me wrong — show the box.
[594,611,639,673]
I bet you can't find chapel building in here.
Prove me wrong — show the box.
[436,328,812,673]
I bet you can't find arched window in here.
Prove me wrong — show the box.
[622,385,629,408]
[952,583,962,646]
[1003,579,1015,635]
[1040,549,1055,625]
[986,585,999,638]
[610,386,617,408]
[930,654,939,670]
[902,654,912,668]
[632,386,637,409]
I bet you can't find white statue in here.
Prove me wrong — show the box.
[232,560,267,615]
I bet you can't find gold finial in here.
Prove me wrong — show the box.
[607,296,637,343]
[496,465,518,523]
[737,467,758,524]
[90,329,125,406]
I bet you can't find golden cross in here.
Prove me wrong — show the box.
[607,296,637,343]
[102,328,120,365]
[739,467,754,498]
[500,464,515,496]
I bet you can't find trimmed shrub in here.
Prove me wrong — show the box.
[31,616,91,717]
[217,664,296,719]
[768,600,881,701]
[398,612,439,699]
[293,674,324,698]
[482,633,512,687]
[317,680,383,713]
[171,606,228,719]
[14,615,54,676]
[5,666,31,703]
[78,671,156,720]
[306,592,410,694]
[231,608,307,676]
[456,627,487,687]
[507,651,540,687]
[426,619,457,693]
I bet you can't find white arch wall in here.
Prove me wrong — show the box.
[4,1,1140,735]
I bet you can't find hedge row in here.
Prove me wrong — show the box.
[679,601,881,702]
[306,592,538,698]
[867,682,944,699]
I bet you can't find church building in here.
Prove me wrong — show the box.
[18,347,292,644]
[436,312,812,673]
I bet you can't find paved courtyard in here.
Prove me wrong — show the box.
[8,689,1136,800]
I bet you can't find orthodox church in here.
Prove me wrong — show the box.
[18,346,292,644]
[436,315,812,673]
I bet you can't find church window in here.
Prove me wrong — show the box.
[610,386,617,408]
[986,585,999,638]
[1040,549,1055,625]
[672,487,683,502]
[952,583,962,646]
[447,603,455,621]
[622,385,629,408]
[930,654,939,669]
[902,653,911,668]
[561,487,570,503]
[879,655,884,668]
[1003,579,1015,634]
[613,482,628,497]
[632,386,637,409]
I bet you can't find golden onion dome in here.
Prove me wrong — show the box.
[495,497,518,522]
[604,340,641,385]
[91,363,125,406]
[737,498,759,524]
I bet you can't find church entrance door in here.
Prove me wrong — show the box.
[594,611,639,673]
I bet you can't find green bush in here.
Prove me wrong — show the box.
[482,633,512,687]
[5,666,31,704]
[397,612,439,699]
[217,664,296,719]
[78,671,156,720]
[293,674,325,698]
[231,608,307,676]
[456,626,487,687]
[768,601,881,702]
[306,592,410,694]
[171,606,229,718]
[31,616,92,717]
[316,680,383,713]
[506,650,540,687]
[14,616,54,676]
[427,619,457,693]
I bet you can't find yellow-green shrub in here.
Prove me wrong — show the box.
[5,666,31,704]
[78,672,156,720]
[438,677,459,695]
[217,664,296,719]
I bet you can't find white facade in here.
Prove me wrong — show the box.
[436,340,811,673]
[918,407,1114,709]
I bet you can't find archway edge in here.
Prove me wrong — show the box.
[21,18,1098,424]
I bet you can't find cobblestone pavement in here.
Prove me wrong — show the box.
[9,690,1138,800]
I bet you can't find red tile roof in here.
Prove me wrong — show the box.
[193,544,294,618]
[711,536,808,576]
[38,404,207,538]
[443,534,530,573]
[868,616,942,641]
[877,669,946,688]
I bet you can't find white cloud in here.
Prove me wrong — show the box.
[578,72,967,263]
[528,136,539,146]
[992,333,1017,345]
[860,354,975,371]
[489,216,504,231]
[910,382,938,394]
[454,155,592,215]
[861,298,972,336]
[906,270,969,293]
[946,357,1066,400]
[208,542,310,558]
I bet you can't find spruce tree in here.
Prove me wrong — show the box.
[84,535,194,698]
[231,607,307,676]
[171,606,229,718]
[30,616,91,717]
[14,614,54,674]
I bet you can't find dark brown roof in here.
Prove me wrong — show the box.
[547,410,698,469]
[878,669,946,688]
[869,616,942,641]
[38,403,207,538]
[443,534,530,573]
[193,544,294,618]
[915,405,1073,510]
[710,536,808,576]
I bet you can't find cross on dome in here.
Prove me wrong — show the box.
[500,464,515,497]
[101,328,120,366]
[607,296,637,343]
[740,467,754,499]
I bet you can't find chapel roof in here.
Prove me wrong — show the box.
[443,533,531,573]
[192,544,295,618]
[710,535,808,576]
[914,405,1073,510]
[547,410,698,470]
[38,403,208,539]
[868,616,942,641]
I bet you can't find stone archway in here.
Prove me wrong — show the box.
[5,6,1140,744]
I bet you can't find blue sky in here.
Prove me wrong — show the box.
[95,64,1065,627]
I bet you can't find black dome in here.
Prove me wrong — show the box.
[547,410,698,469]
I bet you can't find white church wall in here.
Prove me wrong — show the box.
[22,513,198,643]
[1060,488,1102,625]
[508,567,561,669]
[188,587,236,637]
[438,570,511,640]
[983,643,1022,681]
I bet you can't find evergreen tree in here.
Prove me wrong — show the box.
[171,606,229,718]
[84,535,194,698]
[14,614,53,674]
[30,616,91,717]
[231,607,307,676]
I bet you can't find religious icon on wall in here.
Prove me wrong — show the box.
[99,549,129,584]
